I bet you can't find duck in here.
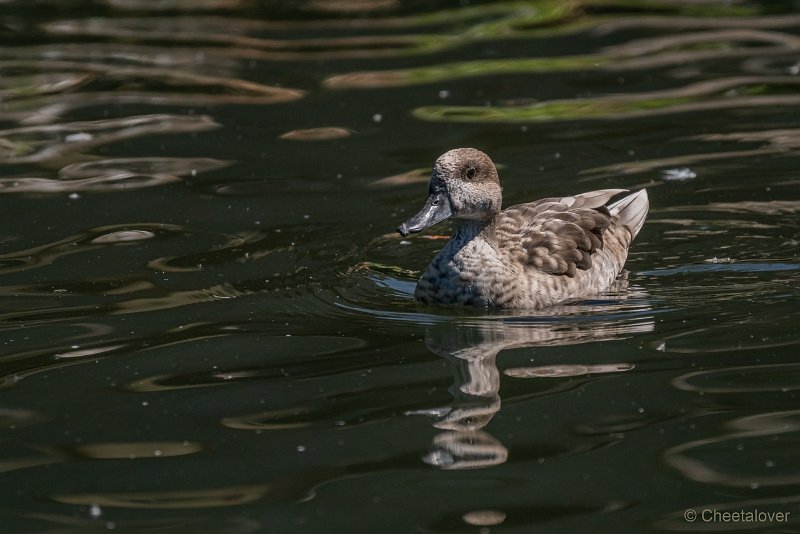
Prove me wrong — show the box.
[396,148,649,308]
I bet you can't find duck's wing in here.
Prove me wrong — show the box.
[496,189,627,278]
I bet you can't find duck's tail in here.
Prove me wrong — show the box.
[609,189,649,240]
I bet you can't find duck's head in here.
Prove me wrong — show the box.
[397,148,501,236]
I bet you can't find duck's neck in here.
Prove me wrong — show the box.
[451,216,496,244]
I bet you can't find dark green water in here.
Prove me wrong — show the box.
[1,1,799,532]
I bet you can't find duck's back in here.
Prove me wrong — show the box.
[493,189,649,307]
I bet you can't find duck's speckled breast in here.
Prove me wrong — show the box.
[414,234,523,307]
[413,224,633,309]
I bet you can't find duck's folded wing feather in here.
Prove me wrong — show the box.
[497,194,617,278]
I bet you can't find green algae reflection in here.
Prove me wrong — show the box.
[414,97,693,123]
[413,77,800,123]
[325,55,608,89]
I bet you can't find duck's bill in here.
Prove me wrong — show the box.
[397,191,452,236]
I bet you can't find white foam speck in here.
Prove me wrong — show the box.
[65,132,93,142]
[662,168,696,181]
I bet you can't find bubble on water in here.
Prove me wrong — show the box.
[438,90,450,99]
[296,445,306,452]
[372,113,383,123]
[89,504,102,518]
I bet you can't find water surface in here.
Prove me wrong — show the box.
[1,0,799,532]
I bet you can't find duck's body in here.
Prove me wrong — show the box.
[397,148,648,309]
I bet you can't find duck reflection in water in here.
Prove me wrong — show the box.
[407,280,653,470]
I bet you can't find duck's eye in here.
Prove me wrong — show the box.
[465,166,477,179]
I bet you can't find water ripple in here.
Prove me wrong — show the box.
[52,484,269,509]
[0,51,304,124]
[0,114,219,164]
[664,410,800,488]
[0,223,196,274]
[674,363,800,394]
[1,157,229,193]
[279,127,353,141]
[585,129,800,178]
